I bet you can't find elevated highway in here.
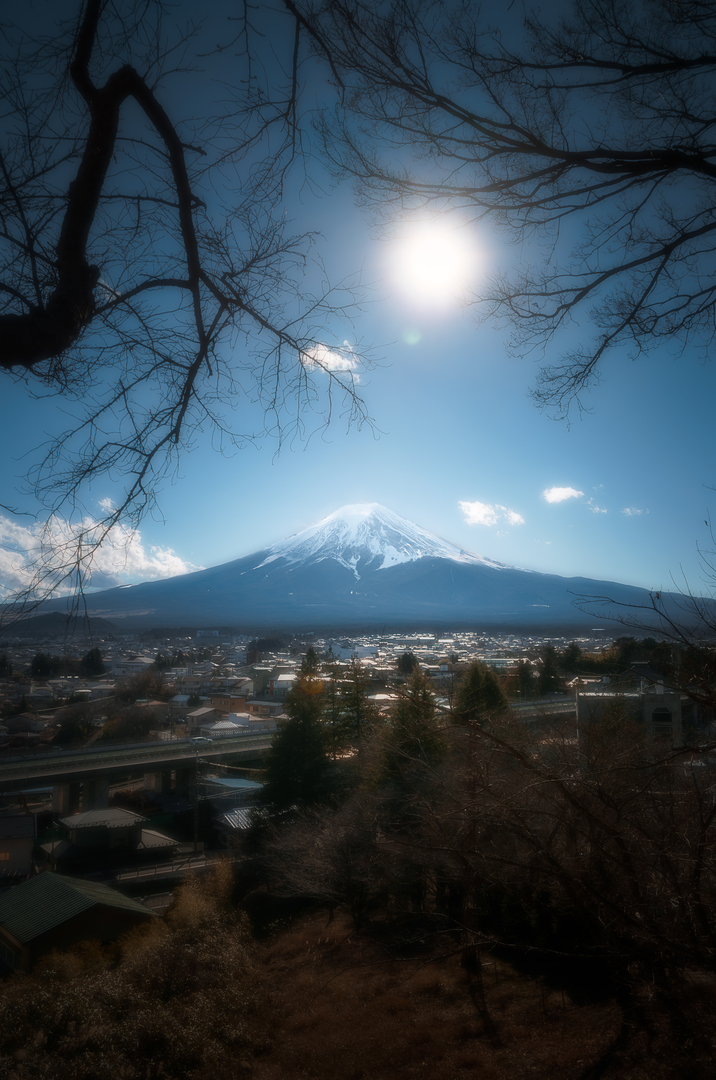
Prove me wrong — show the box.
[510,697,576,722]
[0,735,274,811]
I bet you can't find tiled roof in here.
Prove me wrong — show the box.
[219,807,265,831]
[0,872,154,943]
[205,777,262,792]
[58,808,146,829]
[136,829,178,850]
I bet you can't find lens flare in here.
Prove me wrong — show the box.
[389,219,480,307]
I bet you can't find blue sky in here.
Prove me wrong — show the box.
[1,1,715,606]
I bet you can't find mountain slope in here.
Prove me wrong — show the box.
[28,503,683,630]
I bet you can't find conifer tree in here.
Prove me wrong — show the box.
[379,669,446,785]
[453,661,508,726]
[339,659,380,746]
[260,678,334,812]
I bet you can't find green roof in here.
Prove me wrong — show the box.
[0,873,155,943]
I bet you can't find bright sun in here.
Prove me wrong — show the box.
[388,219,480,306]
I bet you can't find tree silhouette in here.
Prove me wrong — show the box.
[301,0,716,418]
[0,0,370,611]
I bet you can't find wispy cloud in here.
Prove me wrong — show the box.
[621,507,648,516]
[587,498,608,514]
[303,342,359,380]
[542,486,584,504]
[0,514,202,600]
[459,500,525,527]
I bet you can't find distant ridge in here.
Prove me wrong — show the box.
[6,504,695,633]
[0,611,117,639]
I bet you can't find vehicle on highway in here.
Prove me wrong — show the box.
[189,737,213,746]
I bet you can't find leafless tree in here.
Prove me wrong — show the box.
[271,698,716,1064]
[0,0,372,614]
[297,0,716,418]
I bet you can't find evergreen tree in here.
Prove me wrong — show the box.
[80,647,105,678]
[561,641,583,673]
[301,646,320,674]
[537,645,562,696]
[379,669,446,784]
[514,659,536,699]
[339,659,380,746]
[453,661,508,725]
[0,654,12,677]
[260,678,335,812]
[31,652,59,678]
[321,669,346,759]
[397,651,419,674]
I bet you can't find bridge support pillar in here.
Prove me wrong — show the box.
[144,769,173,793]
[175,767,194,797]
[82,776,110,810]
[52,782,81,814]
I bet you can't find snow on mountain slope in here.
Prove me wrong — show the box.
[256,503,513,580]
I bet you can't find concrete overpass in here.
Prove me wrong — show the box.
[0,735,274,813]
[510,698,576,722]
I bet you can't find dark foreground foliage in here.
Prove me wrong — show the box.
[0,864,266,1080]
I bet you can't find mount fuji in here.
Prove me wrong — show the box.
[41,503,677,631]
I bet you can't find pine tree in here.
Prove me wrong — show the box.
[537,645,562,696]
[300,646,320,675]
[453,661,508,725]
[260,678,335,812]
[81,647,105,678]
[339,659,380,746]
[379,669,446,784]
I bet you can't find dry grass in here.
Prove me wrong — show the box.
[2,874,713,1079]
[251,910,625,1080]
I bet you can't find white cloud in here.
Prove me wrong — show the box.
[459,500,525,527]
[543,486,584,504]
[621,507,648,516]
[587,498,608,514]
[0,514,202,600]
[502,506,526,526]
[303,342,359,380]
[459,500,498,526]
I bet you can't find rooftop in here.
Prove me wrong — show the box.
[0,872,154,943]
[58,808,147,829]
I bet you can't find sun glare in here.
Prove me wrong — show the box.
[388,219,480,307]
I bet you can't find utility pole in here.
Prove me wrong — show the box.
[193,752,200,854]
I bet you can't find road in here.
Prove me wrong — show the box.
[0,734,274,791]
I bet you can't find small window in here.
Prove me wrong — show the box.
[0,852,9,862]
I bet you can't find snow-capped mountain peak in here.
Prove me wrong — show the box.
[256,503,507,580]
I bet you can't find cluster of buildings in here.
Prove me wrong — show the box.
[2,624,713,975]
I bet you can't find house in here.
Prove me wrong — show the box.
[0,872,156,972]
[215,806,268,852]
[112,655,155,678]
[227,712,277,733]
[209,692,248,713]
[197,719,245,738]
[245,699,285,719]
[4,713,49,735]
[38,807,178,873]
[187,706,223,731]
[269,672,297,700]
